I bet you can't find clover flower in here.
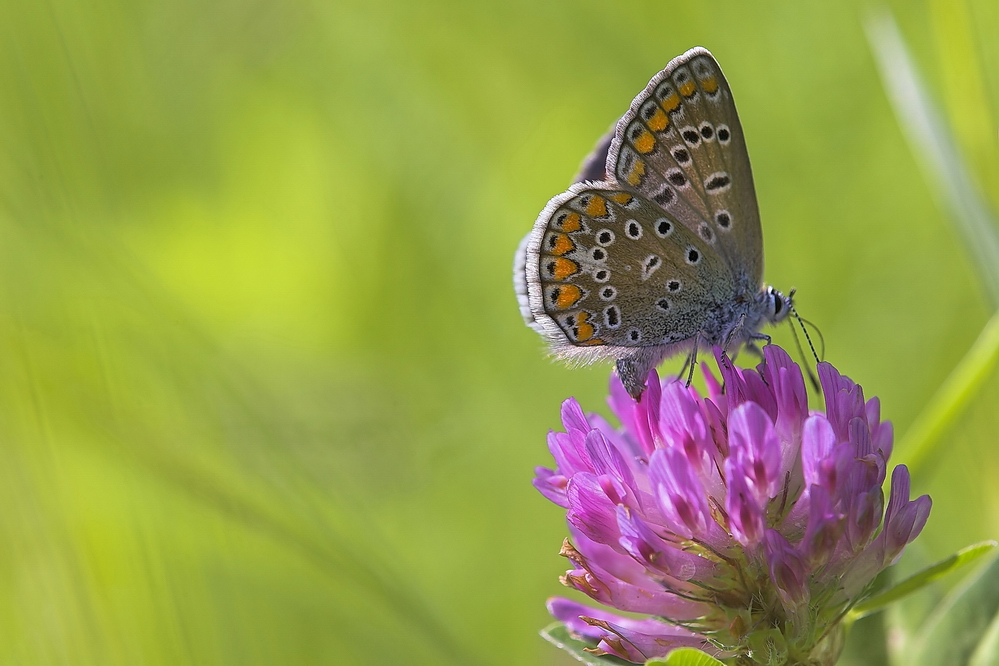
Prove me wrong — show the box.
[534,346,931,665]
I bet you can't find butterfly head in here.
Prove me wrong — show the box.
[763,286,793,325]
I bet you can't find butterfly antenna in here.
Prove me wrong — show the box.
[788,314,820,392]
[798,316,826,361]
[791,309,820,364]
[786,289,820,391]
[786,289,819,364]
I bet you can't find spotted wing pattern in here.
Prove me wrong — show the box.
[607,48,763,286]
[520,185,736,350]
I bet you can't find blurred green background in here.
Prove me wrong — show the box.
[1,0,998,663]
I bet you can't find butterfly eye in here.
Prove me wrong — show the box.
[716,124,731,144]
[599,286,617,301]
[667,280,682,293]
[685,247,702,265]
[698,122,715,141]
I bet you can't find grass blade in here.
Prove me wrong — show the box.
[865,9,999,307]
[897,310,999,475]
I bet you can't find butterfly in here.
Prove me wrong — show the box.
[514,47,792,399]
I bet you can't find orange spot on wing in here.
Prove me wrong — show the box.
[559,212,582,232]
[608,192,633,206]
[701,76,718,94]
[646,106,669,132]
[584,195,608,218]
[550,233,575,256]
[679,80,696,98]
[552,257,579,281]
[555,284,582,309]
[662,92,681,113]
[633,128,656,154]
[574,312,596,342]
[625,158,646,187]
[579,338,605,346]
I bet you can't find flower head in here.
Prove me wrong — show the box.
[535,346,930,665]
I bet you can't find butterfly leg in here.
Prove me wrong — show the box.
[685,341,699,388]
[744,333,772,381]
[723,314,749,352]
[677,351,693,386]
[743,338,767,360]
[674,335,703,387]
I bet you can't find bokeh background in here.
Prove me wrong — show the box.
[1,0,998,664]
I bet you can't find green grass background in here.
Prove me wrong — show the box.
[0,0,998,664]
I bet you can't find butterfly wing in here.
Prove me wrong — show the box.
[572,127,613,184]
[514,47,764,394]
[516,183,737,363]
[607,47,763,286]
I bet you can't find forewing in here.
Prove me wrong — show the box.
[607,47,763,284]
[518,185,737,352]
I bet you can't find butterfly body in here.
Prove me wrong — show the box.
[514,47,792,398]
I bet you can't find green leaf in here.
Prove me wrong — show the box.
[903,551,999,665]
[850,541,997,620]
[539,622,631,665]
[645,647,726,665]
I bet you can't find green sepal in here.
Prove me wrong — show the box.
[746,627,787,666]
[848,541,996,620]
[539,622,631,665]
[645,647,726,665]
